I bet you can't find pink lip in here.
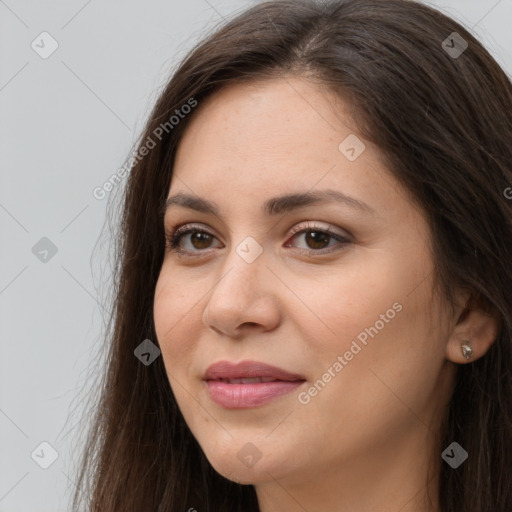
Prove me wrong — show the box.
[203,360,306,409]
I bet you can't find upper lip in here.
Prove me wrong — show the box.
[204,360,306,381]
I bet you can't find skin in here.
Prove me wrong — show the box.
[153,77,499,512]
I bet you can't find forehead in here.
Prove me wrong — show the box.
[168,77,419,228]
[174,78,373,183]
[176,77,355,157]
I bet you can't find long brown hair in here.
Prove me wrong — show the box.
[71,1,512,510]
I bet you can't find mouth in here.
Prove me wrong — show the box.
[212,377,287,384]
[203,360,307,409]
[204,359,306,381]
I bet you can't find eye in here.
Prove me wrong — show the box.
[165,222,351,257]
[284,222,351,254]
[165,224,221,257]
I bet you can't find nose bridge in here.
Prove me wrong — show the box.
[213,233,267,299]
[202,234,279,334]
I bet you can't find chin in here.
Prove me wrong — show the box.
[208,456,276,485]
[199,439,283,485]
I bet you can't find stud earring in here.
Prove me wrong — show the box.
[461,340,473,360]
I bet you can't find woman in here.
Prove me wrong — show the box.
[72,1,512,510]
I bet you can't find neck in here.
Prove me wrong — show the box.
[255,425,443,512]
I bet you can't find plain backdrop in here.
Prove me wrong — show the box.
[1,1,510,510]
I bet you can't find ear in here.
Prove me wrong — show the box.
[446,290,501,364]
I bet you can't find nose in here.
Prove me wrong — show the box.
[202,245,281,338]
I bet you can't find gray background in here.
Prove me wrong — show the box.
[1,1,510,511]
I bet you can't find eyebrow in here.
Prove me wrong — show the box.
[163,189,376,218]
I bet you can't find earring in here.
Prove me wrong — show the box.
[461,340,473,360]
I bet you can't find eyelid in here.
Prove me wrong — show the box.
[165,221,352,256]
[288,220,351,239]
[167,220,350,240]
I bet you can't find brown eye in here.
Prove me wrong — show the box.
[188,231,214,250]
[301,230,332,250]
[285,223,351,254]
[166,222,350,257]
[166,226,220,255]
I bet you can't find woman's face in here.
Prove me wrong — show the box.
[153,77,460,490]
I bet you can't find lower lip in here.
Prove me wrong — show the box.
[205,380,305,408]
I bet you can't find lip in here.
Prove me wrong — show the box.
[204,360,305,381]
[203,360,306,409]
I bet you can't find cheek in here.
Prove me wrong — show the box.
[153,269,202,371]
[294,250,438,403]
[304,269,445,431]
[294,253,408,348]
[153,271,209,429]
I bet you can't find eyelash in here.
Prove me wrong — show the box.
[165,222,351,257]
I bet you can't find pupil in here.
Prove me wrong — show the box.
[306,231,329,249]
[192,232,211,249]
[189,230,331,250]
